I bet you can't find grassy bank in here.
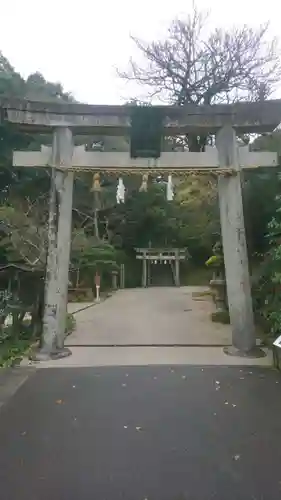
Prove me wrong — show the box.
[0,313,76,367]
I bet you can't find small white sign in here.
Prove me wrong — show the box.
[273,335,281,348]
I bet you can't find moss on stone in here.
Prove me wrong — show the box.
[211,310,230,324]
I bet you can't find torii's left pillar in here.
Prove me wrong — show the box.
[37,127,74,360]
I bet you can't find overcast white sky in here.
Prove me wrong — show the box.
[1,0,280,104]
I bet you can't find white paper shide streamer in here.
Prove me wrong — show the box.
[166,174,174,201]
[116,177,125,204]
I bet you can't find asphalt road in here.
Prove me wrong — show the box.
[0,366,281,500]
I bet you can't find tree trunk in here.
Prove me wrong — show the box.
[93,192,100,240]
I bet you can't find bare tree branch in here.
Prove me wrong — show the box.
[0,204,47,267]
[119,6,281,129]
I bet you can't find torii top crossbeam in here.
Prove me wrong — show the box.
[1,98,281,134]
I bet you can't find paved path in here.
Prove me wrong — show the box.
[66,287,231,346]
[1,365,281,500]
[45,287,270,369]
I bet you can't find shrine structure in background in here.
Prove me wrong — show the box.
[135,248,187,288]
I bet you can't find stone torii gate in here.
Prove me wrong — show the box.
[3,98,281,360]
[135,248,188,287]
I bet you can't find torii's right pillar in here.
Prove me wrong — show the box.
[216,125,264,357]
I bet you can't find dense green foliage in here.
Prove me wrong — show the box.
[252,186,281,338]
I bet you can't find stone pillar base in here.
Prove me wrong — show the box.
[30,347,72,362]
[223,345,266,359]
